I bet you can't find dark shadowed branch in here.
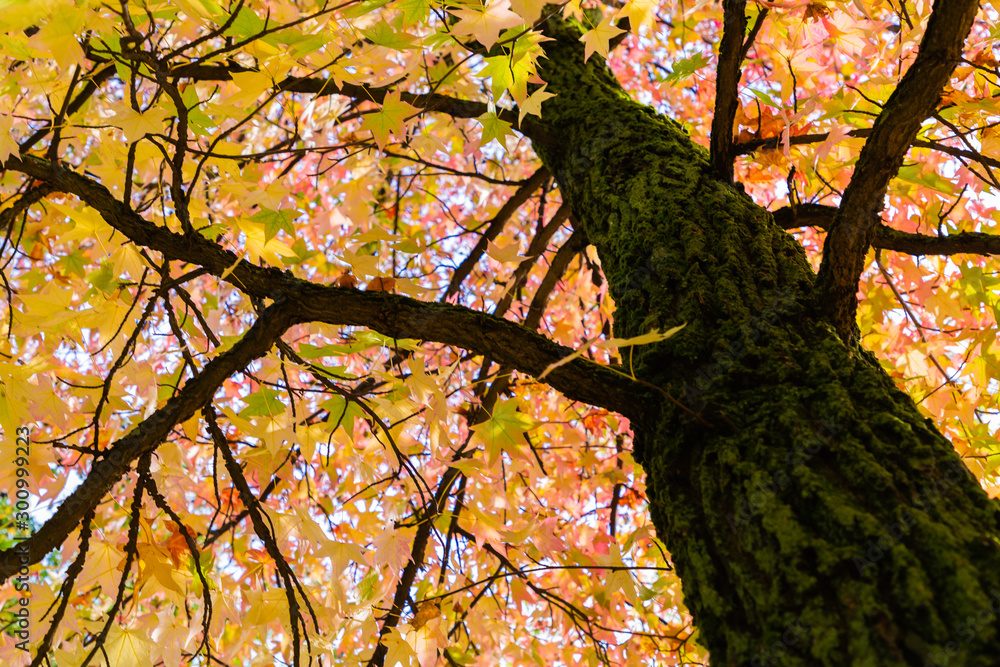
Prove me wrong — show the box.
[710,0,748,182]
[0,299,296,582]
[4,156,653,420]
[814,0,981,341]
[774,203,1000,256]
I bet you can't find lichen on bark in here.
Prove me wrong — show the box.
[533,15,1000,666]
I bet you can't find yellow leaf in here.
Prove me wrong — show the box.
[112,107,172,144]
[104,625,153,667]
[601,324,686,349]
[486,240,523,264]
[981,126,1000,160]
[616,0,657,31]
[227,70,274,107]
[382,627,417,667]
[580,15,625,62]
[48,201,118,253]
[136,542,186,594]
[508,0,544,23]
[450,0,524,50]
[244,589,290,626]
[27,5,88,69]
[518,84,556,124]
[538,325,685,379]
[110,244,147,281]
[236,219,297,266]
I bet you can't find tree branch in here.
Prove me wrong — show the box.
[444,167,550,299]
[4,156,654,421]
[710,0,748,182]
[0,299,295,582]
[814,0,981,341]
[166,63,553,146]
[774,203,1000,256]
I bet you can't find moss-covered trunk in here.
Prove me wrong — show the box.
[534,18,1000,666]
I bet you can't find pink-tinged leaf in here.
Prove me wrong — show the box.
[450,0,523,50]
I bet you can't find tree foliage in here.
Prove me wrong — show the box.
[0,0,998,665]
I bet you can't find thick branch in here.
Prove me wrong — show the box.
[814,0,981,340]
[4,156,654,421]
[710,0,748,182]
[0,299,295,582]
[167,63,552,146]
[774,203,1000,256]
[736,129,1000,178]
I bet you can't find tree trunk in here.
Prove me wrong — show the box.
[534,18,1000,666]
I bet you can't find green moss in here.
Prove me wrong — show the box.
[532,15,1000,667]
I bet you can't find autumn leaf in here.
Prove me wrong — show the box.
[472,399,537,466]
[104,625,154,667]
[449,0,524,50]
[518,84,556,124]
[112,107,172,143]
[477,108,514,148]
[367,276,397,292]
[364,91,418,149]
[616,0,657,31]
[580,15,625,62]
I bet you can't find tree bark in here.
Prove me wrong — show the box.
[533,17,1000,666]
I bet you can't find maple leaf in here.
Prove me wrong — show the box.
[486,239,523,264]
[363,18,420,50]
[472,399,537,466]
[450,0,524,50]
[364,91,418,149]
[616,0,657,31]
[248,207,297,242]
[382,627,417,667]
[509,0,544,24]
[518,84,556,124]
[162,520,195,567]
[104,625,154,667]
[477,109,514,149]
[112,107,172,143]
[580,15,625,62]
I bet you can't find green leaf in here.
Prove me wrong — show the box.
[477,111,513,148]
[395,0,431,24]
[363,92,417,149]
[224,7,267,38]
[472,399,537,466]
[240,387,286,417]
[86,263,118,294]
[341,0,393,19]
[896,164,954,196]
[665,53,710,83]
[748,86,781,108]
[249,207,297,242]
[60,250,88,278]
[362,18,418,50]
[283,238,320,265]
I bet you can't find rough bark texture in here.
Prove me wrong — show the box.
[534,17,1000,666]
